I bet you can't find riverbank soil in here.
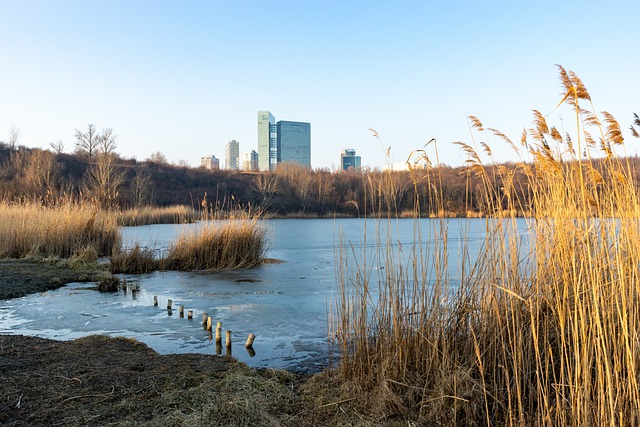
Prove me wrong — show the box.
[0,259,107,300]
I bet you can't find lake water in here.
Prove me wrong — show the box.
[0,218,530,371]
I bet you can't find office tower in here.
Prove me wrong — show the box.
[277,121,311,168]
[340,149,361,171]
[225,140,240,170]
[257,111,276,172]
[242,150,259,171]
[258,111,311,171]
[200,155,220,170]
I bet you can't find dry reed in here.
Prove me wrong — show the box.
[117,205,198,226]
[0,202,120,259]
[334,66,640,425]
[162,215,267,271]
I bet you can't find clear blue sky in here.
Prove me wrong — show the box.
[1,1,638,169]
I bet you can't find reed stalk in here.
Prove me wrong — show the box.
[334,66,640,425]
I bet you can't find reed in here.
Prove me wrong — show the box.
[0,201,120,259]
[110,244,158,274]
[117,205,198,226]
[334,66,640,425]
[162,215,267,271]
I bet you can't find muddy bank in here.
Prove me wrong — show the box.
[0,259,106,300]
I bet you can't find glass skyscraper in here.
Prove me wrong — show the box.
[257,111,275,172]
[258,111,310,171]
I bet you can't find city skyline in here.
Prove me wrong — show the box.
[1,2,638,169]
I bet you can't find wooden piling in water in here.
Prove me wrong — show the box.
[215,322,222,343]
[207,316,213,331]
[179,305,184,318]
[226,330,232,348]
[202,312,208,326]
[187,310,193,320]
[167,299,173,310]
[245,333,256,348]
[153,296,158,306]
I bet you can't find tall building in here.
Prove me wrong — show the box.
[225,140,239,170]
[258,111,310,171]
[257,111,276,172]
[200,155,219,170]
[277,121,311,167]
[340,149,361,171]
[242,150,259,171]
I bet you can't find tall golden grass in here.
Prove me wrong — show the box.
[334,66,640,425]
[0,202,120,259]
[163,215,267,271]
[117,205,198,226]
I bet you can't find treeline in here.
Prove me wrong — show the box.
[3,142,640,217]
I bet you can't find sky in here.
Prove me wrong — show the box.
[1,1,638,170]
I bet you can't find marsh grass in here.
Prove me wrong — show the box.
[162,214,267,271]
[117,205,198,226]
[0,202,120,259]
[334,66,640,425]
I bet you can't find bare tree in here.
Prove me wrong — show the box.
[147,151,168,164]
[21,149,60,198]
[129,167,153,207]
[255,173,279,210]
[83,151,126,208]
[74,124,98,158]
[49,140,65,154]
[8,125,20,149]
[97,128,117,154]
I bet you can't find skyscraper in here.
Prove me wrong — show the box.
[225,140,239,170]
[257,111,276,172]
[340,149,361,171]
[258,111,310,171]
[277,121,311,167]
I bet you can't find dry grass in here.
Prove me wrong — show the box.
[117,205,198,226]
[162,212,267,272]
[334,66,640,425]
[0,202,120,259]
[110,243,158,274]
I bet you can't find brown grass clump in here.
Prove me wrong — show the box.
[334,66,640,425]
[0,201,120,259]
[117,205,198,226]
[110,244,158,274]
[163,216,267,271]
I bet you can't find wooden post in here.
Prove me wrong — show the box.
[207,316,213,331]
[179,305,184,318]
[226,330,232,348]
[245,333,256,348]
[153,296,158,306]
[167,299,173,310]
[246,346,256,358]
[187,310,193,320]
[216,341,222,356]
[202,312,208,327]
[215,322,222,343]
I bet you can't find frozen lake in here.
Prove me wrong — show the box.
[0,218,527,371]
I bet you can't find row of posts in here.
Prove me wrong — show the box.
[153,295,256,356]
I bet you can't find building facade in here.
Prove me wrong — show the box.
[257,111,275,172]
[242,150,259,171]
[200,155,220,170]
[340,148,361,171]
[258,111,310,171]
[225,140,239,170]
